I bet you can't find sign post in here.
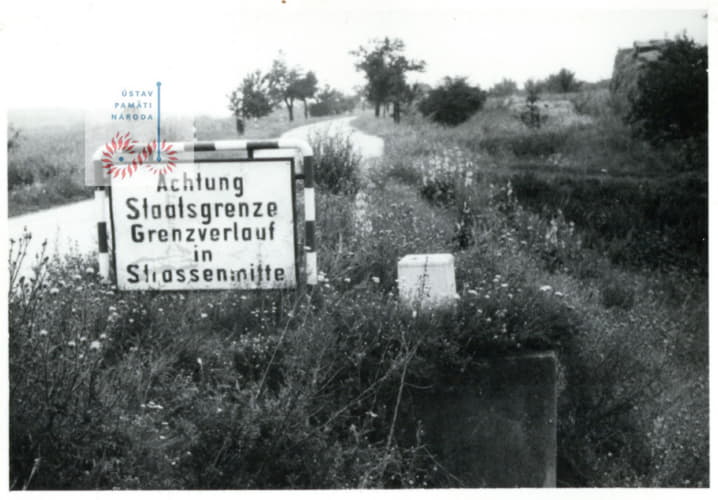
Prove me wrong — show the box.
[91,139,316,290]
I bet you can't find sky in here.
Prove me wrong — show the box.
[0,0,710,117]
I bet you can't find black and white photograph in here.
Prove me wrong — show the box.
[1,0,711,490]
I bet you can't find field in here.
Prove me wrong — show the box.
[8,88,709,488]
[7,108,332,216]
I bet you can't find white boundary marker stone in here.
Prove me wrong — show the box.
[398,254,457,309]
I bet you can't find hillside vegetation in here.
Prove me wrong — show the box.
[8,83,708,488]
[351,87,708,486]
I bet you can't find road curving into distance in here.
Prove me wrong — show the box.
[7,116,384,279]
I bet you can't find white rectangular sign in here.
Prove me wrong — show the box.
[110,160,297,290]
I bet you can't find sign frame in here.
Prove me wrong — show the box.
[92,139,317,290]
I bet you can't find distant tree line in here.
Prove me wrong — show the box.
[230,33,706,148]
[228,55,358,135]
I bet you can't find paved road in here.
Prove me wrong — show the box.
[7,116,383,277]
[280,115,384,160]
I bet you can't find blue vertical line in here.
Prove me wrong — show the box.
[156,81,162,161]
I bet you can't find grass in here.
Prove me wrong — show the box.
[8,90,708,488]
[352,94,708,487]
[7,108,334,217]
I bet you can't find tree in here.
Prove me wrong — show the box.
[266,58,320,122]
[544,68,581,93]
[489,78,518,97]
[351,37,425,123]
[626,35,707,148]
[309,86,358,117]
[294,71,318,119]
[228,71,273,135]
[266,58,301,122]
[418,77,486,126]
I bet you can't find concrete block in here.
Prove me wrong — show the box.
[414,352,558,487]
[398,254,456,308]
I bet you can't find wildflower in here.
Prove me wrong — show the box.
[344,277,351,283]
[539,285,552,292]
[200,312,208,319]
[89,340,102,350]
[67,340,76,347]
[99,333,107,339]
[39,329,48,336]
[109,306,117,312]
[467,289,478,296]
[501,283,509,288]
[371,276,380,284]
[49,287,59,295]
[85,267,95,274]
[554,291,565,297]
[412,310,417,319]
[80,336,87,342]
[72,274,82,281]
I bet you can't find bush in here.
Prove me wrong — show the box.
[626,36,707,149]
[309,87,357,117]
[308,131,362,195]
[480,129,567,158]
[510,172,707,272]
[543,68,582,93]
[8,162,34,189]
[418,77,487,126]
[488,78,518,97]
[519,80,547,129]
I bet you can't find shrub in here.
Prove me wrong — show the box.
[418,77,487,126]
[309,87,358,117]
[626,36,707,149]
[519,80,547,129]
[8,162,34,189]
[308,131,362,195]
[543,68,582,93]
[510,172,707,272]
[488,78,518,97]
[480,129,567,158]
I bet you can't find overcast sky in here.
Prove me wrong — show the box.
[0,0,709,117]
